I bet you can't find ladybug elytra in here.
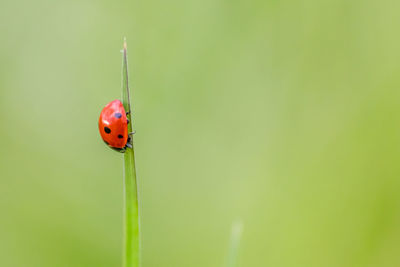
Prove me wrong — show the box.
[98,99,132,152]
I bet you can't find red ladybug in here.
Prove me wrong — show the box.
[98,99,132,152]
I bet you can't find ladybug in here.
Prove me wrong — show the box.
[98,99,132,152]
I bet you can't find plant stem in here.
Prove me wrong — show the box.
[227,220,243,267]
[121,38,140,267]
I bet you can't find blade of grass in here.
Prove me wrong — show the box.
[226,220,243,267]
[121,38,140,267]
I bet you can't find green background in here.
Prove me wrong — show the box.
[1,0,400,266]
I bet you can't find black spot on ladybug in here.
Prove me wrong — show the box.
[114,113,122,119]
[118,134,124,139]
[104,127,111,134]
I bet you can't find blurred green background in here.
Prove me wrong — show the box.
[1,0,400,266]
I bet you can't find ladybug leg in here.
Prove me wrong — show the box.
[128,131,136,136]
[126,136,133,149]
[126,111,133,124]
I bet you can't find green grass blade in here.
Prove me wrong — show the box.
[121,39,140,267]
[226,220,243,267]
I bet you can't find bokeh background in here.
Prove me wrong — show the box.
[1,0,400,266]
